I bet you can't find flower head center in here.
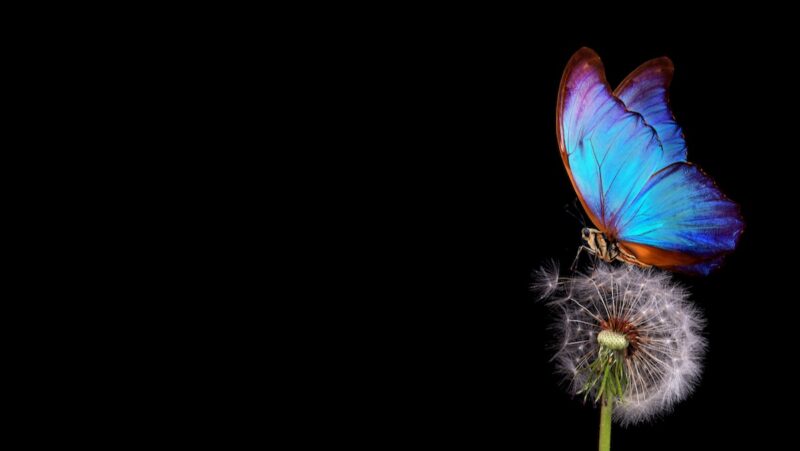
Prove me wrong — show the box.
[597,330,628,350]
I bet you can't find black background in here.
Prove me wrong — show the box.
[27,12,800,450]
[331,27,797,450]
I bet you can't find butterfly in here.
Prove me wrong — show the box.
[557,48,744,275]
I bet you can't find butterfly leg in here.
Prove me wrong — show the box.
[571,245,595,272]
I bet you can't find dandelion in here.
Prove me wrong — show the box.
[535,263,705,448]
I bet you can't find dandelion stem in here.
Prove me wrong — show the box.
[599,396,612,451]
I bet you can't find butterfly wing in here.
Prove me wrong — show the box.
[614,57,687,168]
[614,58,744,274]
[616,163,743,275]
[556,48,667,238]
[557,48,744,274]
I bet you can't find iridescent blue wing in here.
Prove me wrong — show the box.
[557,48,744,274]
[616,163,744,275]
[614,57,687,169]
[556,48,666,235]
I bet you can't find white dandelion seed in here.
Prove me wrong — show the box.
[535,263,706,425]
[531,259,561,299]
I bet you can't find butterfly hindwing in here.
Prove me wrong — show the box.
[617,162,743,275]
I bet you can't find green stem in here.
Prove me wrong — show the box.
[599,397,612,451]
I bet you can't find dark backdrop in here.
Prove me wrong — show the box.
[339,29,795,450]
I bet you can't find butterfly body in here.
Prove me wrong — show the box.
[557,48,744,275]
[579,227,650,268]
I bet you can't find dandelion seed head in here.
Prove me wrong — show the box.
[535,263,706,425]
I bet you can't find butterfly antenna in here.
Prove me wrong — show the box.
[564,198,588,228]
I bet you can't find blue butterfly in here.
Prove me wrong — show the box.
[557,48,743,275]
